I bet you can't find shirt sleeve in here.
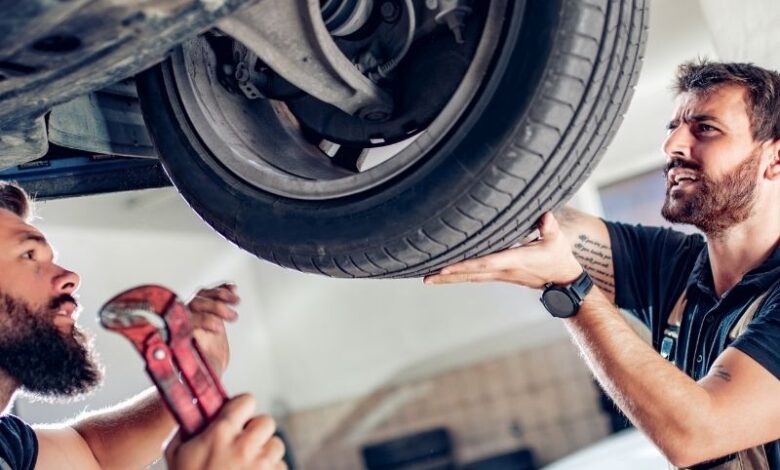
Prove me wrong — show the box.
[731,289,780,380]
[605,221,704,334]
[0,415,38,470]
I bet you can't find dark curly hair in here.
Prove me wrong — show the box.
[0,182,32,221]
[675,59,780,142]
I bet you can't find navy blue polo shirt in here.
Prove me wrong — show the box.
[606,221,780,468]
[0,414,37,470]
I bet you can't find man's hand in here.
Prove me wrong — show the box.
[187,283,240,376]
[165,394,287,470]
[423,212,583,287]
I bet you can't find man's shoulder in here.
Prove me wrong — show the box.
[605,220,706,259]
[606,219,703,241]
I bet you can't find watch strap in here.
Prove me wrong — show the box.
[570,270,594,302]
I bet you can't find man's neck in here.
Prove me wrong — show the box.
[707,216,780,297]
[0,374,17,415]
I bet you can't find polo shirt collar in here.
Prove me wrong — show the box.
[686,240,780,298]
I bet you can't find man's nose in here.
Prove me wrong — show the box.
[53,267,80,294]
[662,124,693,160]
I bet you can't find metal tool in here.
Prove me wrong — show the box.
[98,285,228,438]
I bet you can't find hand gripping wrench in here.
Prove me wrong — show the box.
[98,285,228,438]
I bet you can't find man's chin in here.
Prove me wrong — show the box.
[662,199,693,224]
[17,328,104,401]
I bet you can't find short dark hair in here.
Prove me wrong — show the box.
[674,59,780,142]
[0,182,32,221]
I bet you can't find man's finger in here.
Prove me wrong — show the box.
[261,436,286,464]
[217,394,256,432]
[538,212,560,239]
[235,417,278,459]
[438,249,522,275]
[196,283,240,304]
[424,271,503,284]
[189,297,239,321]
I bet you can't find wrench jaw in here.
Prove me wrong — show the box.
[98,285,178,347]
[100,285,179,318]
[98,285,228,439]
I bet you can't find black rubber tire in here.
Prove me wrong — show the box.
[136,0,648,278]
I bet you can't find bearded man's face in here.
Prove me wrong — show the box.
[662,150,760,235]
[661,85,765,236]
[0,292,102,400]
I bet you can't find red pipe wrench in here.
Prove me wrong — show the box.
[98,285,228,439]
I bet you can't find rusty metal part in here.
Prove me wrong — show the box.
[217,0,393,118]
[99,285,228,439]
[0,0,258,126]
[0,116,47,168]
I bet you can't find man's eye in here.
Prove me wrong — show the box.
[22,250,34,260]
[698,123,717,133]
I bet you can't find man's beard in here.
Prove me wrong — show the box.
[0,292,102,401]
[661,151,760,237]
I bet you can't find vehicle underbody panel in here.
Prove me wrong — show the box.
[0,0,255,165]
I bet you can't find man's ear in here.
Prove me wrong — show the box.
[765,139,780,181]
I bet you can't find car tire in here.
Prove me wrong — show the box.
[136,0,648,278]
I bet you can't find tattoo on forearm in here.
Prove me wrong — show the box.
[710,365,732,382]
[572,234,615,294]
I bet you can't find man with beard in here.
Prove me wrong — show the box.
[0,183,287,469]
[425,60,780,469]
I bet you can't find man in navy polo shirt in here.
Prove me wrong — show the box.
[427,60,780,469]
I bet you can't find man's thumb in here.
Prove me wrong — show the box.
[539,212,560,240]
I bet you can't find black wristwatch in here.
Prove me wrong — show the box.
[540,270,594,318]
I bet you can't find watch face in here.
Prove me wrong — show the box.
[543,289,575,317]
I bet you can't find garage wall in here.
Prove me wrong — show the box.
[282,337,609,469]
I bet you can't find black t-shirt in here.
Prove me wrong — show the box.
[0,415,37,470]
[606,221,780,469]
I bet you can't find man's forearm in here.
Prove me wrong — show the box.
[564,287,713,465]
[71,388,175,470]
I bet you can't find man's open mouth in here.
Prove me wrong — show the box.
[669,170,700,188]
[55,302,80,321]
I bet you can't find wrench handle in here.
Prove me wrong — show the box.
[171,337,228,425]
[144,342,203,437]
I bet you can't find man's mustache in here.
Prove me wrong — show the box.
[48,294,79,311]
[663,157,701,177]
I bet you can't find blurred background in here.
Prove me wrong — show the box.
[11,0,780,468]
